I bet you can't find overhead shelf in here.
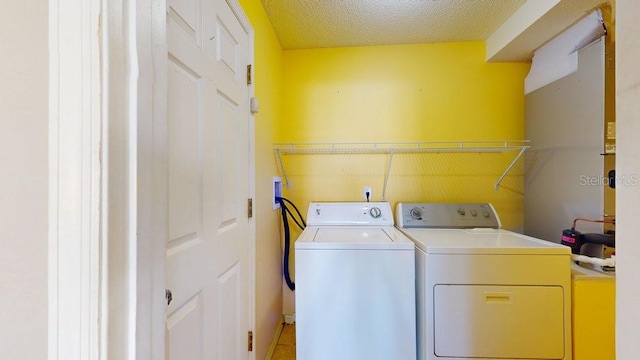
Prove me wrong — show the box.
[273,140,530,196]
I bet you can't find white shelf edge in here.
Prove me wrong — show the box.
[274,140,530,154]
[273,140,530,192]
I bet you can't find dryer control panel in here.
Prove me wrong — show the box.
[307,202,394,226]
[396,203,501,229]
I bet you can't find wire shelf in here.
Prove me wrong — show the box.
[273,140,530,194]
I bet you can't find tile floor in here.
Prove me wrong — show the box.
[271,323,296,360]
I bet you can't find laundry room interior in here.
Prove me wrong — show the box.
[241,0,615,359]
[7,0,640,359]
[240,0,623,359]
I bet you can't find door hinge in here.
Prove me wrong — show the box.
[248,198,253,218]
[247,64,252,85]
[248,331,253,351]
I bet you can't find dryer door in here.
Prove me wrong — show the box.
[433,284,565,359]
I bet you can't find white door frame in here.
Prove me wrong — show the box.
[48,0,105,358]
[49,0,256,358]
[224,3,257,360]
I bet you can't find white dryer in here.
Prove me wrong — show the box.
[296,202,416,360]
[396,203,572,360]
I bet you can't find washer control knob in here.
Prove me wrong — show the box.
[369,207,382,219]
[410,208,422,220]
[483,210,490,218]
[470,210,478,217]
[457,208,466,216]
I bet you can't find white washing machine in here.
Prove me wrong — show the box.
[396,203,572,360]
[295,202,416,360]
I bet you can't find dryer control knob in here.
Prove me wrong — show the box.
[369,207,382,219]
[410,208,422,220]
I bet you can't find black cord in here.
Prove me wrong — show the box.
[284,206,305,230]
[280,197,306,228]
[278,198,295,291]
[276,196,305,291]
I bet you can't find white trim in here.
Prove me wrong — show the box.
[100,0,168,358]
[265,319,285,360]
[247,29,258,360]
[48,0,104,359]
[127,0,140,356]
[225,1,257,358]
[147,0,170,358]
[134,0,169,358]
[227,0,254,34]
[99,0,111,346]
[103,0,135,358]
[48,0,59,354]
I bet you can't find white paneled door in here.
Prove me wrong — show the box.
[165,0,251,358]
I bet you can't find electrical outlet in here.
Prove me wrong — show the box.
[273,177,283,210]
[363,186,372,201]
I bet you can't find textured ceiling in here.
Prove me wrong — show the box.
[261,0,609,61]
[262,0,528,49]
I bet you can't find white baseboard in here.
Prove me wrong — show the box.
[265,317,285,360]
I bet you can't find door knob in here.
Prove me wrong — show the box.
[166,289,173,306]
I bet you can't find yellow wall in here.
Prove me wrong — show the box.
[281,42,528,142]
[238,0,284,358]
[280,43,530,230]
[278,42,529,316]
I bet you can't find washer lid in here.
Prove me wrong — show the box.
[397,228,571,255]
[296,227,414,250]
